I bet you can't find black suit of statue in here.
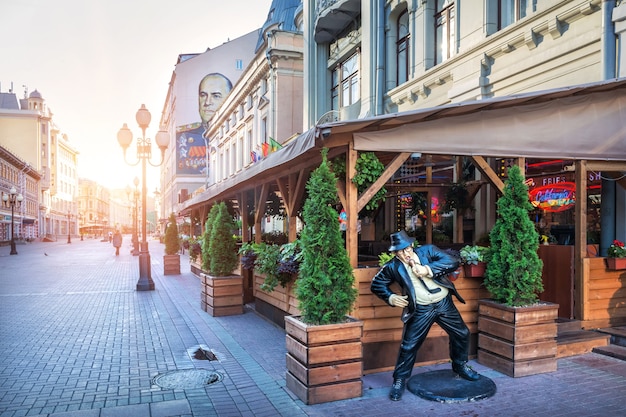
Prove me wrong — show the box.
[371,231,480,401]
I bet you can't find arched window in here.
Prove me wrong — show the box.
[397,10,410,85]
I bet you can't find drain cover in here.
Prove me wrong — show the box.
[193,348,218,361]
[152,369,223,389]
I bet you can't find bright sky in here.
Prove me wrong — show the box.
[1,0,272,191]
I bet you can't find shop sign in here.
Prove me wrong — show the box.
[529,183,576,212]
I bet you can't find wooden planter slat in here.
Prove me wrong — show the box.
[478,333,557,360]
[286,335,362,365]
[286,373,362,405]
[478,349,557,377]
[286,354,362,385]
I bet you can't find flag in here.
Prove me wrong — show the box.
[269,137,283,152]
[262,142,269,157]
[250,151,259,163]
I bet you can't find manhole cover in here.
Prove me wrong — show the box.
[152,369,223,389]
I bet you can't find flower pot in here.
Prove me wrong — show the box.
[163,254,181,275]
[606,257,626,270]
[285,315,363,405]
[477,299,558,377]
[201,273,243,316]
[463,262,486,278]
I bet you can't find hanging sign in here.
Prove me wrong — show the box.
[529,183,576,212]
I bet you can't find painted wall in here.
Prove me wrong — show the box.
[172,30,259,177]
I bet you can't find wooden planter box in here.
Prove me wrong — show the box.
[463,262,486,278]
[163,254,181,275]
[201,273,244,317]
[285,315,363,405]
[607,257,626,270]
[477,299,558,377]
[190,255,203,277]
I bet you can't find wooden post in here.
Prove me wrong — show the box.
[455,157,463,243]
[346,143,358,268]
[574,160,587,321]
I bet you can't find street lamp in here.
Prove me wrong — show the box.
[67,211,73,244]
[79,213,84,240]
[2,186,23,255]
[117,104,169,291]
[126,178,140,256]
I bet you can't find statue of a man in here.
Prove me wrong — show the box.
[371,230,480,401]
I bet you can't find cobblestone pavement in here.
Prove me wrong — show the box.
[1,238,625,417]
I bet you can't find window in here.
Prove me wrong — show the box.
[246,129,253,164]
[331,52,360,110]
[435,0,455,65]
[498,0,527,30]
[397,10,410,85]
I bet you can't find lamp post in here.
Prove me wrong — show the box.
[117,104,169,291]
[67,212,73,244]
[2,186,23,255]
[127,178,140,256]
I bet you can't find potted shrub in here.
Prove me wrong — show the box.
[200,202,243,316]
[459,244,489,277]
[285,149,362,405]
[607,239,626,270]
[163,213,180,275]
[478,165,558,377]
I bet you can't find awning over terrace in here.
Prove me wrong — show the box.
[347,79,626,160]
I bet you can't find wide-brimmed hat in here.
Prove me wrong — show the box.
[388,230,415,252]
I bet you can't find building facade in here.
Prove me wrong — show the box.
[0,88,79,240]
[0,146,41,242]
[77,178,111,238]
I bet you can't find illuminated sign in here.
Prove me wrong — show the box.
[529,183,576,212]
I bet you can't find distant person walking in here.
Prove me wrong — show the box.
[112,231,123,256]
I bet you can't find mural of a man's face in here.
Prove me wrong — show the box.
[198,73,232,126]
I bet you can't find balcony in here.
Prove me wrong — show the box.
[315,0,360,43]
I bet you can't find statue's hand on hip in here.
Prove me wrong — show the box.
[389,294,409,308]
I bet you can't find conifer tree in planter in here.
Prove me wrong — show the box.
[478,165,557,377]
[163,213,180,275]
[200,202,243,316]
[285,149,362,405]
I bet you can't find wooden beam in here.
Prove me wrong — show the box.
[574,160,587,321]
[254,184,269,243]
[289,169,309,215]
[238,192,249,242]
[336,179,347,210]
[455,158,463,243]
[585,161,626,172]
[276,177,290,217]
[347,143,359,268]
[471,156,504,193]
[357,152,411,213]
